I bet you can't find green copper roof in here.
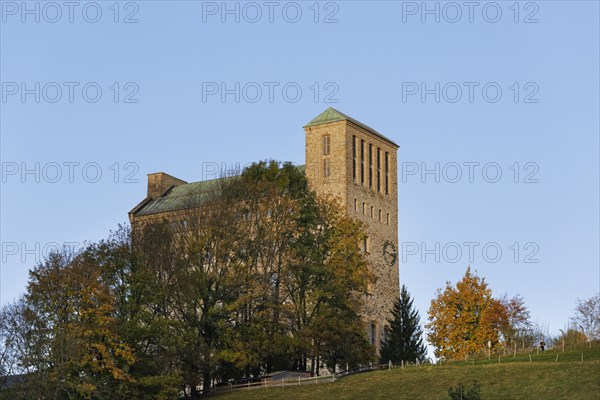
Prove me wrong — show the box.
[132,165,306,217]
[134,177,225,216]
[304,107,347,127]
[304,108,398,147]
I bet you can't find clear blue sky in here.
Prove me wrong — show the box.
[1,1,599,345]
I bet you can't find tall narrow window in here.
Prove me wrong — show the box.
[322,135,330,155]
[370,206,374,218]
[378,209,382,222]
[354,199,357,212]
[352,136,357,182]
[323,159,330,177]
[387,213,390,225]
[385,151,389,195]
[368,144,373,189]
[370,323,377,345]
[382,326,388,344]
[360,140,365,185]
[376,148,381,192]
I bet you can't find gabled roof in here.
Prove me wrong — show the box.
[131,165,306,217]
[304,108,398,147]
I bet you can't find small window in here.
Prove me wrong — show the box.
[378,209,382,222]
[370,206,374,218]
[323,159,331,178]
[387,213,390,225]
[362,202,366,215]
[354,199,357,212]
[362,236,370,253]
[323,135,330,155]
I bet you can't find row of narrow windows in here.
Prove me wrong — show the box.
[351,135,389,195]
[320,135,390,192]
[354,199,391,225]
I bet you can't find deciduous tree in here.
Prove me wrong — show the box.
[23,247,136,399]
[496,294,531,348]
[571,293,600,341]
[1,160,375,399]
[427,267,502,359]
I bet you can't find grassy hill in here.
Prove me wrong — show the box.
[222,348,600,400]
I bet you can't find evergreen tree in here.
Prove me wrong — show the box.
[380,285,427,364]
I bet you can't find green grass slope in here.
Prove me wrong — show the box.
[222,349,600,400]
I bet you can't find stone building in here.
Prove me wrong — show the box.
[129,108,399,352]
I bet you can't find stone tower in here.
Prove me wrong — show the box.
[304,108,400,352]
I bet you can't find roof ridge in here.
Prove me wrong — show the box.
[304,108,398,147]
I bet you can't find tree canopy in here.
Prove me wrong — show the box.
[0,160,374,399]
[427,267,524,360]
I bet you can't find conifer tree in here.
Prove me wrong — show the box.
[380,285,427,364]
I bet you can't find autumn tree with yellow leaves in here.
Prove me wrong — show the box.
[427,267,517,360]
[18,246,136,399]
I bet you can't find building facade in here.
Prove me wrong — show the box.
[129,108,400,351]
[304,108,399,350]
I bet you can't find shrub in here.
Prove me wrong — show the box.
[448,381,482,400]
